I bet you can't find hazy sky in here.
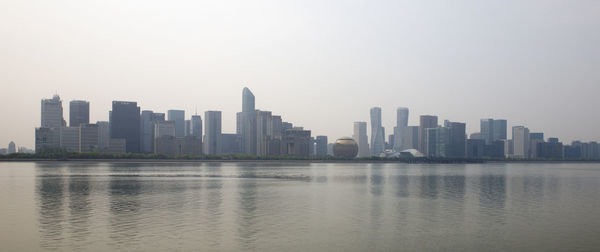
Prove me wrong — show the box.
[1,0,599,149]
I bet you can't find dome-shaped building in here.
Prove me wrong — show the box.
[333,137,358,158]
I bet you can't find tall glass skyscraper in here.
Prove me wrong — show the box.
[419,115,438,155]
[204,111,222,155]
[238,87,257,155]
[69,100,89,127]
[370,107,385,156]
[167,110,185,137]
[41,95,64,128]
[394,107,409,152]
[110,101,140,153]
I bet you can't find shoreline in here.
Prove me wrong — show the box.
[1,158,600,164]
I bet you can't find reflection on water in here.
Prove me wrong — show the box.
[2,162,595,251]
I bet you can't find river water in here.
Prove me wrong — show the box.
[0,161,599,251]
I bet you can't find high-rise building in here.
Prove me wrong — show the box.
[444,121,466,158]
[221,134,242,154]
[402,126,420,150]
[184,120,191,136]
[60,127,80,152]
[419,115,438,155]
[110,101,141,153]
[191,115,202,138]
[140,110,154,153]
[393,107,409,152]
[529,132,544,158]
[481,119,507,145]
[353,122,369,157]
[7,141,16,154]
[370,107,385,156]
[204,111,222,155]
[79,124,99,152]
[316,136,328,156]
[155,121,176,138]
[69,100,89,127]
[97,121,109,151]
[281,128,311,157]
[426,127,447,157]
[35,127,60,152]
[238,87,257,155]
[512,126,530,158]
[167,110,185,137]
[41,95,65,128]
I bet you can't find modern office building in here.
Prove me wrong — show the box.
[221,133,242,154]
[184,120,191,136]
[140,110,155,153]
[35,128,60,152]
[7,141,16,154]
[69,100,89,127]
[537,141,563,159]
[110,101,141,153]
[79,123,99,152]
[401,126,420,150]
[353,122,369,157]
[419,115,438,155]
[256,110,272,156]
[238,87,257,155]
[512,126,530,158]
[529,132,544,158]
[480,118,507,145]
[281,128,311,157]
[107,139,126,154]
[426,127,447,157]
[444,121,466,158]
[316,136,328,156]
[59,127,80,152]
[393,107,409,152]
[370,107,385,156]
[204,111,222,155]
[41,95,65,128]
[167,110,185,137]
[97,121,110,151]
[155,121,176,138]
[191,115,202,138]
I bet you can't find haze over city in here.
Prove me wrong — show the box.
[1,0,599,148]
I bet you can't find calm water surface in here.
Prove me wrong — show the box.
[1,162,599,251]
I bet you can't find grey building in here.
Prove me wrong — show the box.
[79,124,99,152]
[467,139,485,158]
[316,136,328,156]
[107,138,126,154]
[393,107,409,152]
[7,141,16,154]
[97,121,110,151]
[426,127,447,157]
[185,120,191,136]
[419,115,438,155]
[191,115,203,138]
[155,136,202,156]
[353,122,369,157]
[35,127,60,152]
[167,110,185,137]
[110,101,141,153]
[444,121,466,158]
[512,126,530,158]
[529,132,544,158]
[69,100,89,127]
[281,128,311,157]
[370,107,385,156]
[221,133,242,154]
[402,126,420,150]
[41,95,65,128]
[256,110,272,156]
[60,127,80,152]
[481,118,507,145]
[204,111,222,155]
[238,87,257,155]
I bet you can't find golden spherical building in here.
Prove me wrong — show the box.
[333,137,358,158]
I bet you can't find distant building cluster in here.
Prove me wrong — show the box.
[31,88,328,157]
[2,89,594,160]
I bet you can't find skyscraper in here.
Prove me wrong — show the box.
[204,111,222,155]
[402,126,420,150]
[393,107,409,152]
[238,87,257,155]
[256,110,272,156]
[481,118,507,145]
[316,136,328,156]
[7,141,16,154]
[97,121,109,151]
[184,120,191,136]
[191,115,202,138]
[110,101,141,153]
[167,110,185,137]
[353,122,369,157]
[140,110,154,153]
[512,126,530,158]
[41,95,64,128]
[370,107,385,156]
[444,121,466,158]
[419,115,438,155]
[79,123,99,152]
[69,100,89,127]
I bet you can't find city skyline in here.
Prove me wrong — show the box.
[1,1,600,148]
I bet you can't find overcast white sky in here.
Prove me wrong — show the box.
[1,0,599,149]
